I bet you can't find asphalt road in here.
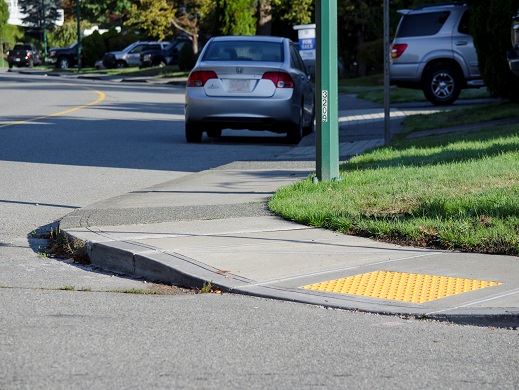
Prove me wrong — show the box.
[0,71,517,389]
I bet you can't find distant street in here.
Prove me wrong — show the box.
[0,71,517,389]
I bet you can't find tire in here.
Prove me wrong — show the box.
[57,57,69,70]
[154,58,167,68]
[303,104,315,136]
[116,60,127,69]
[207,128,222,138]
[286,107,303,144]
[185,122,203,143]
[422,65,462,106]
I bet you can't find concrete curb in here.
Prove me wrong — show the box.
[62,228,519,328]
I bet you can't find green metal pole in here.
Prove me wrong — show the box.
[76,0,81,72]
[42,0,47,57]
[316,0,339,182]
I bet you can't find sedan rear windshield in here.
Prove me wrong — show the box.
[203,41,284,62]
[396,11,450,37]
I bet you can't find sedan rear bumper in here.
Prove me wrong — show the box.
[185,88,299,131]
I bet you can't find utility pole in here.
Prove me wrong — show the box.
[383,0,391,144]
[76,0,81,72]
[315,0,339,182]
[41,0,47,57]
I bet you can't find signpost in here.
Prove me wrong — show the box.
[315,0,339,182]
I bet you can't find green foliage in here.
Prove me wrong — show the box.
[469,0,519,101]
[0,0,8,29]
[272,0,313,25]
[48,20,90,48]
[126,0,174,40]
[18,0,61,32]
[0,25,24,53]
[178,42,196,71]
[216,0,256,35]
[81,0,132,26]
[81,30,106,67]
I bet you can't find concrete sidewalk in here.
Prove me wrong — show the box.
[61,159,519,326]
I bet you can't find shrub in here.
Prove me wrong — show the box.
[178,43,196,71]
[81,30,106,67]
[470,0,519,101]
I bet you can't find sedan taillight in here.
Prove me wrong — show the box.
[262,72,294,88]
[187,70,218,87]
[391,43,408,59]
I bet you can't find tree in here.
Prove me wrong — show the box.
[19,0,62,31]
[257,0,313,36]
[170,0,214,54]
[215,0,256,36]
[81,0,132,26]
[0,0,8,30]
[469,0,519,101]
[126,0,174,40]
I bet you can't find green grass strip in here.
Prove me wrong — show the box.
[269,126,519,255]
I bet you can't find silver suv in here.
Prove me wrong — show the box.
[391,3,483,105]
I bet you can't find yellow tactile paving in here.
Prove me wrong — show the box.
[301,271,502,304]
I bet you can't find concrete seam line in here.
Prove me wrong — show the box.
[425,287,519,315]
[0,89,106,128]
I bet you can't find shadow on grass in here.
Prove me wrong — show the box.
[343,128,519,171]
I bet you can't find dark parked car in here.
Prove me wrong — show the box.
[508,13,519,77]
[7,44,42,69]
[140,38,192,68]
[48,43,79,69]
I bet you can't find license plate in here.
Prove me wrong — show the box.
[228,79,250,93]
[15,58,20,62]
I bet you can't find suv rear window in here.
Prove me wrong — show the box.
[203,41,284,62]
[396,11,450,37]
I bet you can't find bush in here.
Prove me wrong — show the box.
[470,0,519,101]
[81,30,106,67]
[48,20,89,49]
[178,43,195,71]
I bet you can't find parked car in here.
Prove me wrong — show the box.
[184,36,315,144]
[140,38,192,68]
[102,41,168,68]
[7,44,42,69]
[48,43,79,69]
[390,3,484,105]
[508,12,519,77]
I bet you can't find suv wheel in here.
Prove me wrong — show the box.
[57,57,69,69]
[423,65,461,106]
[185,122,203,143]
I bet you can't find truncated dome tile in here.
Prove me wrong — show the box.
[301,271,502,304]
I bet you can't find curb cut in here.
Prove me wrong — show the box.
[62,228,519,329]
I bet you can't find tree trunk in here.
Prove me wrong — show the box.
[256,0,272,36]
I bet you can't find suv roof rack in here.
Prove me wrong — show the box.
[412,2,466,10]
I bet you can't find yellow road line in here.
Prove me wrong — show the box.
[0,89,106,129]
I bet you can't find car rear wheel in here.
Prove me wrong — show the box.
[185,122,203,143]
[287,107,303,144]
[207,129,222,138]
[303,105,315,136]
[57,57,69,69]
[423,65,461,106]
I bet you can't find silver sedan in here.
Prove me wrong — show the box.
[184,36,314,144]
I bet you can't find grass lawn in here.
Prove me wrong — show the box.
[403,102,519,133]
[339,75,491,104]
[33,65,188,78]
[269,126,519,255]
